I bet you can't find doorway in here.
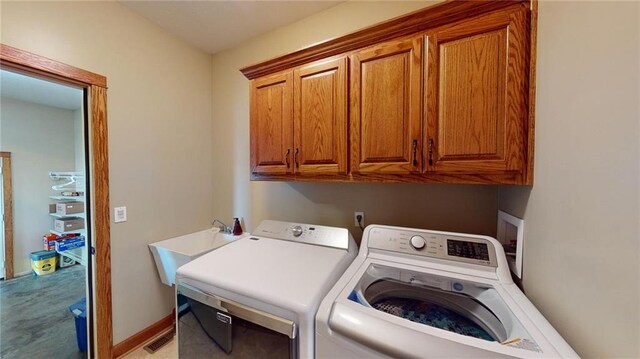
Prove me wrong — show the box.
[0,69,87,358]
[0,44,112,358]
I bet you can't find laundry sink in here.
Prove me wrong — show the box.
[149,228,247,286]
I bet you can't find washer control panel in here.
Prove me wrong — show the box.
[367,227,497,267]
[410,235,426,250]
[252,220,350,250]
[291,225,303,237]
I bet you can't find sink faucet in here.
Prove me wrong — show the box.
[212,219,232,234]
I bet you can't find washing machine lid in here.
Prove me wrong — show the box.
[176,225,354,315]
[328,261,563,358]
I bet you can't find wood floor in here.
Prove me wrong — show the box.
[0,264,86,359]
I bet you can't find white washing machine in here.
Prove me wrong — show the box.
[316,225,579,358]
[175,220,356,358]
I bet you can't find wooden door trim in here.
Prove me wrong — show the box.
[1,44,107,87]
[89,85,112,359]
[1,44,112,358]
[0,152,13,280]
[240,1,529,80]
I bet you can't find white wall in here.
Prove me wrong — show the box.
[1,1,214,343]
[73,108,84,173]
[0,97,76,274]
[499,2,640,358]
[210,0,500,242]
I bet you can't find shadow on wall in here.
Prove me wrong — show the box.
[277,182,501,243]
[498,185,533,219]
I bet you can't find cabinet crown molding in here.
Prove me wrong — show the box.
[239,0,529,80]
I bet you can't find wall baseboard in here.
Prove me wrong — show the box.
[113,311,175,358]
[11,270,32,278]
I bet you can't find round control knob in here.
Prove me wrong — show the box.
[291,226,303,237]
[410,235,426,250]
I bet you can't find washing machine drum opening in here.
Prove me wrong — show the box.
[364,280,508,342]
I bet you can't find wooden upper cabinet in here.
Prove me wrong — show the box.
[350,36,423,174]
[243,1,535,184]
[293,57,348,175]
[424,8,529,176]
[250,71,293,175]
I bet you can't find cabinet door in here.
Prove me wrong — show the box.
[424,9,529,174]
[350,36,422,174]
[250,72,293,175]
[293,57,347,175]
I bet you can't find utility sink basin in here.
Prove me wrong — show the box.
[149,228,248,286]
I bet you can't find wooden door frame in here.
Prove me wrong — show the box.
[0,44,112,358]
[0,152,13,280]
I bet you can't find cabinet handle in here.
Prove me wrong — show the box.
[412,139,418,166]
[285,149,290,168]
[428,139,434,166]
[294,148,299,168]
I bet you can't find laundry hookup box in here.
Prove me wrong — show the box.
[54,218,84,232]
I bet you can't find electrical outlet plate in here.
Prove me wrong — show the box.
[114,206,127,223]
[354,211,364,227]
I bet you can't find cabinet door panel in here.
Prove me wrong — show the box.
[294,57,347,175]
[425,9,528,174]
[439,29,506,157]
[351,36,422,174]
[250,72,293,175]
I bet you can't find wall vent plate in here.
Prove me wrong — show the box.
[143,329,174,354]
[497,210,524,278]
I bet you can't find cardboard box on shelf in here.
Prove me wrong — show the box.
[54,218,84,232]
[56,202,84,215]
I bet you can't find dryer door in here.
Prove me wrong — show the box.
[177,284,298,358]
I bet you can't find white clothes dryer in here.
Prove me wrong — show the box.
[316,225,578,358]
[175,220,356,358]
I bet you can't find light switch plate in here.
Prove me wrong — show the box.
[114,206,127,223]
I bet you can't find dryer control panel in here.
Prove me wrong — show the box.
[367,227,498,267]
[252,220,350,250]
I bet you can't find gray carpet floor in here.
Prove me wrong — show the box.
[0,264,87,359]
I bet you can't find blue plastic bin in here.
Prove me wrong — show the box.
[68,297,87,352]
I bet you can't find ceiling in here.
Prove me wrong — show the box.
[120,1,342,54]
[0,70,83,110]
[0,2,342,110]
